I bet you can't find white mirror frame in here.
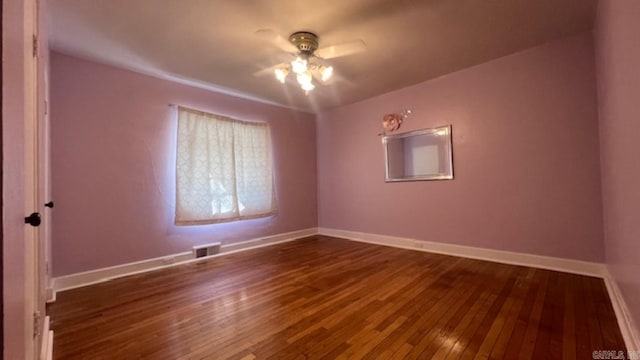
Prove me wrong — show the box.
[382,125,454,182]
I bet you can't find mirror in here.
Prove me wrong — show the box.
[383,125,453,182]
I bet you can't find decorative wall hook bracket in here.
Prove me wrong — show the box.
[378,109,412,136]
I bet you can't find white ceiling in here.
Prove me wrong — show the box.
[50,0,597,113]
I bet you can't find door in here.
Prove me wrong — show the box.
[1,0,4,352]
[23,0,45,356]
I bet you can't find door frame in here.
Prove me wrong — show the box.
[1,0,5,353]
[25,0,43,355]
[3,0,43,357]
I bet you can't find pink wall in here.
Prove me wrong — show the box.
[317,33,604,262]
[595,0,640,336]
[50,52,317,276]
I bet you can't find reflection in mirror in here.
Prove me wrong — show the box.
[383,125,453,182]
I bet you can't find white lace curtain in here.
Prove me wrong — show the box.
[175,107,276,225]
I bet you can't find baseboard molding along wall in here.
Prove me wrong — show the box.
[50,226,639,351]
[603,271,640,352]
[52,227,318,294]
[317,227,605,277]
[40,315,53,360]
[317,227,640,350]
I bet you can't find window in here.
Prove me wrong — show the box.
[175,107,276,225]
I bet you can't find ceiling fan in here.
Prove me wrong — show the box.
[254,29,367,93]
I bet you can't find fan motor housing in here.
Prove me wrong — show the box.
[289,31,319,54]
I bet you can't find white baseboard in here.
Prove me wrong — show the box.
[603,270,640,351]
[49,226,638,351]
[318,227,640,350]
[45,287,56,304]
[47,228,640,350]
[40,316,53,360]
[317,228,605,277]
[52,227,318,294]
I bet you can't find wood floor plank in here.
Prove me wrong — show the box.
[500,272,540,360]
[429,280,495,360]
[48,236,627,359]
[584,276,606,352]
[591,277,627,352]
[561,273,577,359]
[457,266,519,359]
[515,270,550,360]
[486,267,534,359]
[574,273,595,359]
[407,262,497,359]
[472,270,522,359]
[548,273,566,360]
[532,270,559,358]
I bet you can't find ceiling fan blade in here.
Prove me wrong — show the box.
[255,29,297,53]
[252,62,287,77]
[316,40,367,59]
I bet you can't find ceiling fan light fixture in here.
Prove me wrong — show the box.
[296,71,313,86]
[300,81,315,92]
[274,68,289,83]
[320,65,333,82]
[291,57,308,74]
[257,29,366,94]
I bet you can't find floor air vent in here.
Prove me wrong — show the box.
[192,242,221,259]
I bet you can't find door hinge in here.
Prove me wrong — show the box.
[33,310,41,338]
[32,34,38,57]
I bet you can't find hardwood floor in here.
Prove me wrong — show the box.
[48,236,626,359]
